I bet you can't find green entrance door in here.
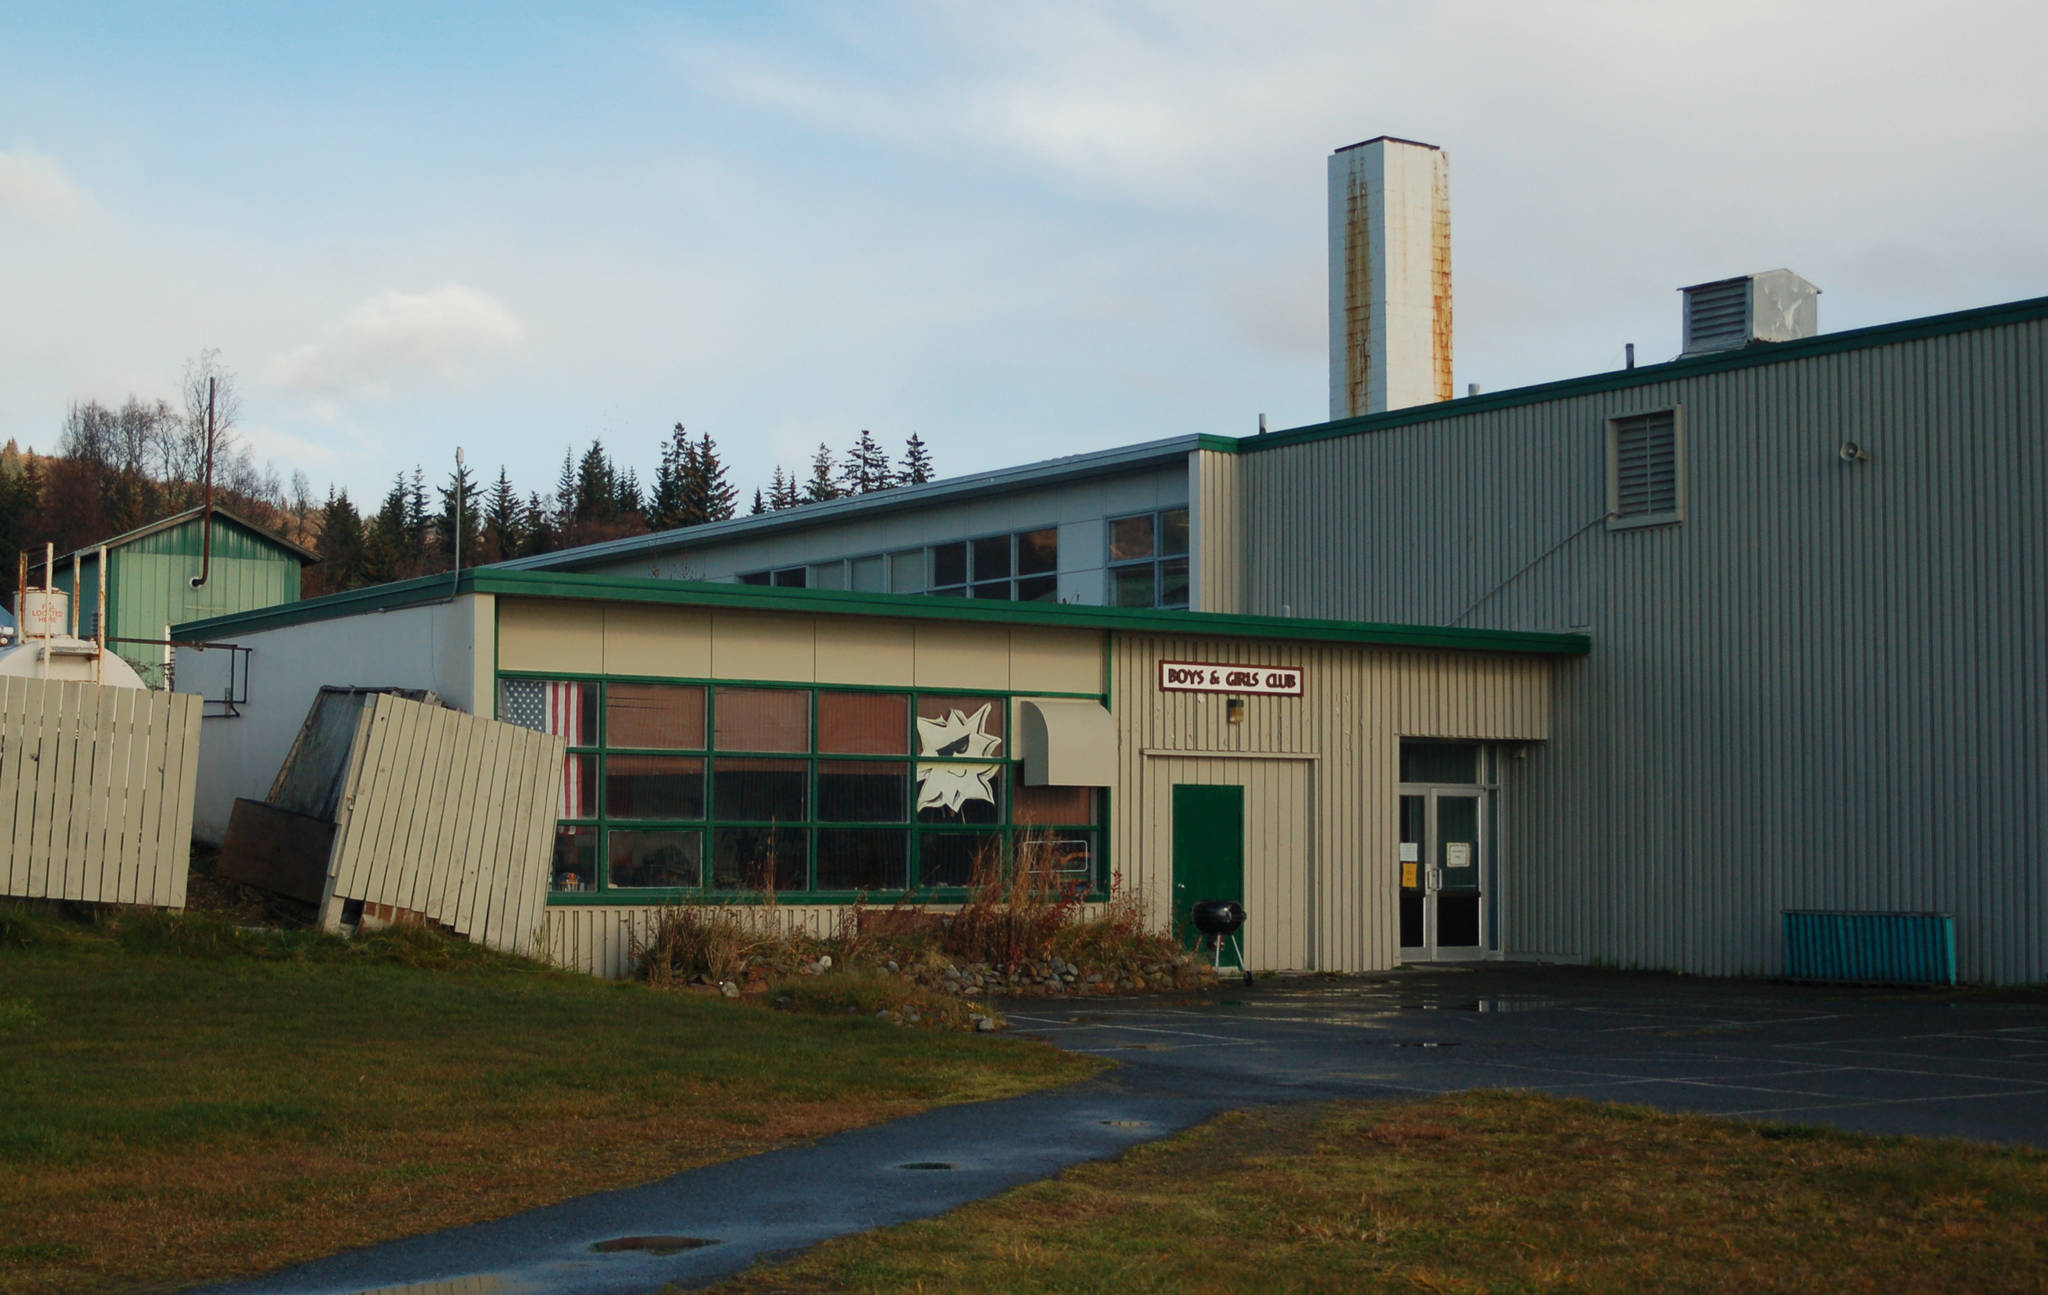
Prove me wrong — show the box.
[1171,784,1245,951]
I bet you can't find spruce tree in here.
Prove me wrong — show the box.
[843,429,892,494]
[768,467,801,510]
[804,442,842,503]
[405,466,431,550]
[615,466,642,517]
[750,488,766,516]
[685,429,738,523]
[484,468,523,563]
[898,432,934,486]
[553,449,578,523]
[575,440,616,523]
[435,461,482,566]
[522,491,556,555]
[315,488,367,591]
[649,423,689,531]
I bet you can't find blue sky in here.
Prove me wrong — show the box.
[4,1,2045,507]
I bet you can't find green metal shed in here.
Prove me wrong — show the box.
[39,505,320,687]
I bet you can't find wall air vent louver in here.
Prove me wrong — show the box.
[1608,408,1683,527]
[1680,270,1820,356]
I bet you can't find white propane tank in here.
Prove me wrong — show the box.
[0,636,147,688]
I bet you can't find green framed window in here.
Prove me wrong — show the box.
[498,674,1105,902]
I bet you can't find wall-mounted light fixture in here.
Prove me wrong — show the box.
[1839,440,1871,464]
[1227,697,1247,724]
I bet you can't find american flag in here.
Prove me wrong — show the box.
[502,679,588,817]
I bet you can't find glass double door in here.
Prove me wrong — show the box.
[1399,789,1486,959]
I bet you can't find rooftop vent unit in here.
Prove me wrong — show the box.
[1680,269,1819,356]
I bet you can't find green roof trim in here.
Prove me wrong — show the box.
[1211,292,2048,454]
[172,568,1590,657]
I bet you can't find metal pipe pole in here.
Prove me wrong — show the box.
[96,544,108,685]
[190,376,216,590]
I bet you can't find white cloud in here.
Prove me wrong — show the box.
[0,149,93,224]
[267,285,525,397]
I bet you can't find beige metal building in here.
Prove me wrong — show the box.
[175,571,1582,976]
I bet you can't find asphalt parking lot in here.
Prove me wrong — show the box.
[205,965,2048,1295]
[1008,963,2048,1146]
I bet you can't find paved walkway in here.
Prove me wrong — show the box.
[200,966,2048,1295]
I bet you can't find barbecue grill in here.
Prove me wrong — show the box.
[1192,899,1253,985]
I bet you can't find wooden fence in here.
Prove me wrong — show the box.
[321,692,564,958]
[0,676,201,908]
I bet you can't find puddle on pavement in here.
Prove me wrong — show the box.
[1099,1118,1150,1128]
[352,1278,506,1295]
[1392,1040,1461,1048]
[1398,998,1567,1013]
[1114,1042,1174,1051]
[898,1161,956,1171]
[590,1235,718,1255]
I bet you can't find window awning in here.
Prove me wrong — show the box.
[1018,698,1115,787]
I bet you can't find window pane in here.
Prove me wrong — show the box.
[1016,527,1058,575]
[712,826,808,892]
[500,677,596,746]
[738,571,771,586]
[1400,741,1481,784]
[1016,574,1058,603]
[810,561,846,590]
[772,567,806,587]
[816,828,908,891]
[931,542,967,587]
[916,765,1003,824]
[606,682,705,750]
[819,692,909,754]
[1018,831,1095,883]
[850,555,886,592]
[608,828,703,889]
[551,826,597,892]
[605,754,705,820]
[559,754,598,818]
[1109,515,1154,562]
[1013,783,1095,825]
[1109,565,1156,608]
[971,581,1012,600]
[928,585,966,598]
[1159,508,1190,556]
[888,549,926,593]
[712,756,808,821]
[916,694,1006,748]
[918,832,999,888]
[1159,557,1190,609]
[972,535,1011,580]
[819,761,908,822]
[714,687,810,752]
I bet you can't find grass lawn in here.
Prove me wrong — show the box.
[0,907,1100,1295]
[702,1092,2048,1294]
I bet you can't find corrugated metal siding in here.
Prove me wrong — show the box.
[323,694,563,957]
[1239,318,2048,982]
[119,519,302,642]
[1190,450,1245,614]
[545,904,845,979]
[1111,634,1550,971]
[0,677,201,908]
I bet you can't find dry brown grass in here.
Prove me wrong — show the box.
[700,1092,2048,1294]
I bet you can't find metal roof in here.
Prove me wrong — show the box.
[173,567,1591,657]
[34,503,322,571]
[496,433,1228,574]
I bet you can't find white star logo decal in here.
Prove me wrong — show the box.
[915,703,1004,814]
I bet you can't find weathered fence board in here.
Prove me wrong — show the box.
[0,676,200,908]
[320,693,563,958]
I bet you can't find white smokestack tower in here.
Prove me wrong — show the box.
[1328,136,1452,420]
